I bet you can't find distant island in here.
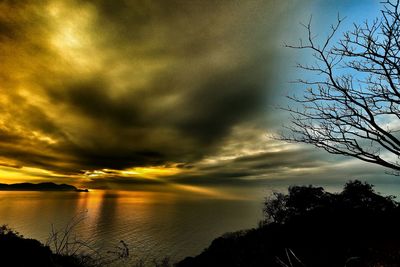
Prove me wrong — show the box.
[0,182,88,192]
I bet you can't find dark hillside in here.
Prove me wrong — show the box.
[177,181,400,267]
[0,225,93,267]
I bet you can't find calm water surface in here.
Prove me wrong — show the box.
[1,182,399,265]
[0,189,263,264]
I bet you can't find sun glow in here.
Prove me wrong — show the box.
[83,164,182,180]
[122,166,181,179]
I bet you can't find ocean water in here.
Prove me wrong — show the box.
[0,189,263,265]
[1,182,399,265]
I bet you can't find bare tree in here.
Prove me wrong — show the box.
[283,0,400,174]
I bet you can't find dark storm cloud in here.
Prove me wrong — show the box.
[174,61,268,145]
[48,79,143,126]
[0,0,295,176]
[45,60,269,171]
[3,0,381,187]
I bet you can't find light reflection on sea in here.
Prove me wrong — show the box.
[0,189,263,264]
[1,182,399,265]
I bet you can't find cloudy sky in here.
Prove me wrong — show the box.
[0,0,392,193]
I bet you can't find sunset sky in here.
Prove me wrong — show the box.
[0,0,393,191]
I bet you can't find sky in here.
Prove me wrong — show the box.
[0,0,395,193]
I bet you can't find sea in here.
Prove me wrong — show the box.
[1,182,399,266]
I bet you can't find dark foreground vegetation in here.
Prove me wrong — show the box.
[0,225,95,267]
[177,180,400,267]
[0,222,133,267]
[2,180,400,267]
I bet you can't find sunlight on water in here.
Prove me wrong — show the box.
[1,182,399,265]
[0,189,262,264]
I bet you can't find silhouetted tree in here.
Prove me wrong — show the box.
[285,185,329,213]
[263,192,288,224]
[283,0,400,175]
[340,180,397,211]
[263,185,330,224]
[263,180,397,224]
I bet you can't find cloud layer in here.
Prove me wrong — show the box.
[0,0,390,189]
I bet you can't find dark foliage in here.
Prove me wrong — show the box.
[0,225,94,267]
[177,180,400,267]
